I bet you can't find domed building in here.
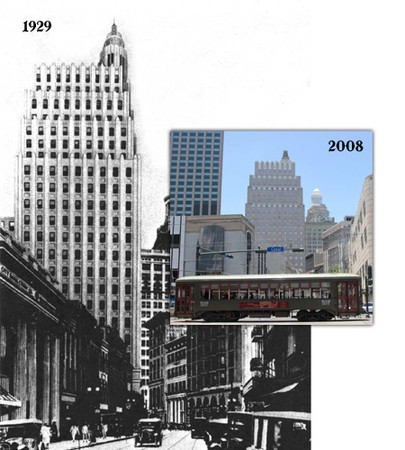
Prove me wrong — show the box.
[305,188,335,257]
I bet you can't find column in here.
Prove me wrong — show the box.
[42,333,51,423]
[50,335,60,428]
[27,322,37,418]
[12,318,27,419]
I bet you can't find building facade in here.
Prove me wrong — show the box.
[304,188,335,256]
[165,329,187,426]
[245,152,305,272]
[140,249,170,408]
[350,175,373,302]
[170,214,255,279]
[169,130,224,216]
[0,227,132,438]
[322,216,353,273]
[186,325,245,421]
[14,24,142,388]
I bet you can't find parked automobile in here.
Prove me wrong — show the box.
[134,418,163,447]
[0,419,42,449]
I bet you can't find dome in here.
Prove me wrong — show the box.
[103,23,125,48]
[311,188,323,205]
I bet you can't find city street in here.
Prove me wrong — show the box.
[48,431,207,450]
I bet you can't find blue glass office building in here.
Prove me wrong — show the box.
[170,130,224,216]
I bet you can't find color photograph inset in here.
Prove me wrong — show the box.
[170,130,373,325]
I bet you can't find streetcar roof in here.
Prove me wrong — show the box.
[176,273,360,283]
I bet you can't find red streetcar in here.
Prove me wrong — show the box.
[175,273,363,322]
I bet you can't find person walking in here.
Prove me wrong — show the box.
[81,424,89,443]
[50,421,58,442]
[70,424,79,443]
[40,423,51,449]
[102,423,108,439]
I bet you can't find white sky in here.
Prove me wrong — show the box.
[0,1,403,448]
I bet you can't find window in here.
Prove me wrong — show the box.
[49,216,56,226]
[88,250,94,260]
[112,284,119,294]
[126,168,131,177]
[49,232,55,242]
[24,231,30,242]
[37,215,43,225]
[37,166,43,176]
[24,182,30,192]
[62,250,68,260]
[75,183,81,193]
[112,251,119,261]
[74,250,81,260]
[62,232,68,242]
[49,249,55,260]
[100,233,106,243]
[63,166,69,176]
[37,231,43,242]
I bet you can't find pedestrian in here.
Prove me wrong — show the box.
[70,424,79,443]
[40,423,52,449]
[102,423,108,439]
[82,423,89,443]
[51,421,58,442]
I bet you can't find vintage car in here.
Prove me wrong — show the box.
[134,418,163,447]
[0,419,42,450]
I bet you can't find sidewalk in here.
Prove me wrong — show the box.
[49,435,134,450]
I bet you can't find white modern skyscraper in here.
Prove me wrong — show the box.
[245,151,305,272]
[15,24,142,387]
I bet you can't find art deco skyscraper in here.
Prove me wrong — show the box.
[15,24,142,385]
[245,151,305,272]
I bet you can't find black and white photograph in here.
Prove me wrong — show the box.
[0,1,402,449]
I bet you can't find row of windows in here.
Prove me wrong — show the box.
[26,139,128,150]
[36,86,123,94]
[31,229,133,244]
[27,125,127,137]
[27,247,133,261]
[36,72,121,84]
[32,98,124,111]
[60,266,132,278]
[22,212,132,229]
[24,165,132,177]
[25,151,131,160]
[23,196,132,211]
[24,182,132,195]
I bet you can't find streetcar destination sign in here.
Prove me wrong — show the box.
[267,246,285,252]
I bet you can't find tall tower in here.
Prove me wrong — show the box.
[245,151,305,272]
[169,130,224,216]
[15,24,142,388]
[305,188,335,255]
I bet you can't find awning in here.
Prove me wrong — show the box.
[0,385,21,408]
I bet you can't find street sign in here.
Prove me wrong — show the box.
[267,246,285,252]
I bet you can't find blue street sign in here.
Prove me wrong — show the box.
[267,246,285,252]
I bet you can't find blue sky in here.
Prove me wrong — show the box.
[221,130,373,222]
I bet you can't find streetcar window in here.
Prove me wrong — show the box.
[200,285,210,299]
[210,284,220,300]
[239,283,248,299]
[230,284,239,299]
